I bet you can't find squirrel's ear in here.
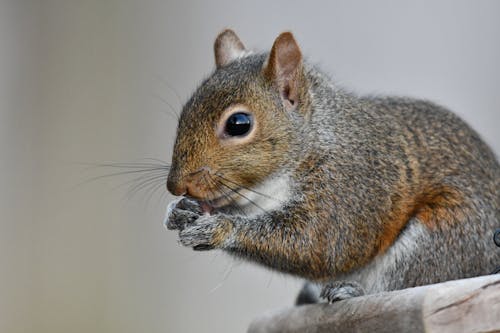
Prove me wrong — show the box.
[263,32,303,111]
[214,29,246,68]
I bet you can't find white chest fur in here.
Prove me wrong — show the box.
[233,172,292,217]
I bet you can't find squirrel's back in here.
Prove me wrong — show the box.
[303,70,499,289]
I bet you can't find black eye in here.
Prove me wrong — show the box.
[224,112,253,137]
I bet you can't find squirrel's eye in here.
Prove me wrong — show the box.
[224,112,253,137]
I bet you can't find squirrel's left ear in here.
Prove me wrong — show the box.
[214,29,246,68]
[263,32,303,112]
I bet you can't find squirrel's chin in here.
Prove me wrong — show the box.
[197,197,230,215]
[197,190,243,214]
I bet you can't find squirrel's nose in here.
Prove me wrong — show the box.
[167,168,209,198]
[166,167,186,196]
[166,177,186,196]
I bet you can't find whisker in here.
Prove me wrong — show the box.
[209,261,235,294]
[80,168,168,186]
[79,160,171,169]
[214,177,271,216]
[205,174,247,217]
[121,173,169,208]
[142,178,168,208]
[201,174,220,210]
[215,173,283,204]
[108,171,168,193]
[125,173,169,196]
[203,173,229,207]
[153,92,180,121]
[140,157,171,165]
[155,74,184,108]
[78,160,172,206]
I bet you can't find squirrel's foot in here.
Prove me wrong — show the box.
[178,214,233,251]
[320,281,364,304]
[164,197,202,231]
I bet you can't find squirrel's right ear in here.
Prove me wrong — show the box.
[263,32,303,112]
[214,29,246,68]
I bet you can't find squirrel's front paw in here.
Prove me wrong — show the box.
[320,281,364,303]
[164,197,202,230]
[178,215,233,251]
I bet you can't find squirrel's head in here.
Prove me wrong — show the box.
[167,30,311,211]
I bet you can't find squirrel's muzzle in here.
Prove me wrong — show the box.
[166,176,184,196]
[166,167,211,199]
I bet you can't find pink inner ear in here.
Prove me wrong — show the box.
[282,85,296,106]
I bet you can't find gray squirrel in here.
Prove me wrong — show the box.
[164,29,500,303]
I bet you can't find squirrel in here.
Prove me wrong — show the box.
[164,29,500,304]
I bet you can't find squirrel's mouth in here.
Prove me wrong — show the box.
[197,188,243,214]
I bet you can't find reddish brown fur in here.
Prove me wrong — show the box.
[377,184,465,257]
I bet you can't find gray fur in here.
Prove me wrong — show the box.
[167,35,500,304]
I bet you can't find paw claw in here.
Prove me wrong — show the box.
[320,281,364,303]
[193,244,214,251]
[176,198,202,214]
[164,197,201,230]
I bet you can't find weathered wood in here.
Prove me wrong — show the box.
[248,275,500,333]
[423,276,500,333]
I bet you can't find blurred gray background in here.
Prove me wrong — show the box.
[1,1,499,332]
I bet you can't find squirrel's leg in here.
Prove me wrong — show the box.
[320,281,365,303]
[295,282,320,305]
[167,200,333,278]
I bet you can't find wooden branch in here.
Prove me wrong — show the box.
[248,274,500,333]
